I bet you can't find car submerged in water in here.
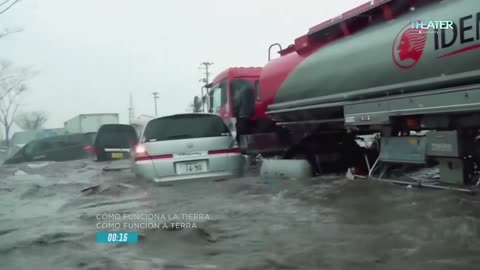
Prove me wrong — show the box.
[3,133,97,165]
[93,124,138,162]
[132,113,244,183]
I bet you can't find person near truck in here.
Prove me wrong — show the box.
[232,81,255,146]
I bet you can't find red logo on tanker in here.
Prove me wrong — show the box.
[392,22,428,69]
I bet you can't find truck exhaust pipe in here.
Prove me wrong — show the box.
[268,43,283,61]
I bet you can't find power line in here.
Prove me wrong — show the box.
[0,0,22,16]
[0,0,11,8]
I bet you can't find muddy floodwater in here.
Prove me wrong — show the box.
[1,160,480,270]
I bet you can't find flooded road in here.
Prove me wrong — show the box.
[1,160,480,270]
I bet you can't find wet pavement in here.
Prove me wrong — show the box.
[1,160,480,270]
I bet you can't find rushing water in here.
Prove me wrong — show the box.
[1,160,480,270]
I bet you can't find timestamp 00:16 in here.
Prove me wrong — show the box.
[96,231,138,244]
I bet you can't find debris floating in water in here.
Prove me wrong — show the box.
[346,168,355,180]
[14,170,28,176]
[264,180,274,186]
[118,183,136,189]
[81,185,101,194]
[27,162,50,168]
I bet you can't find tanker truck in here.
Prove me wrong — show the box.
[202,0,480,186]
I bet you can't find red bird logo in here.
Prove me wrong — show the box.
[392,22,428,69]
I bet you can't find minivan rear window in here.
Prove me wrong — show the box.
[143,114,230,142]
[96,125,137,148]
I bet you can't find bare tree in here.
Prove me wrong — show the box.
[0,60,35,145]
[15,111,48,131]
[0,0,23,40]
[187,101,202,113]
[0,0,22,16]
[0,27,22,39]
[186,102,195,112]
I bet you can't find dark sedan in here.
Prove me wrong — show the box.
[3,133,96,165]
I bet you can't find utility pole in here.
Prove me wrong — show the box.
[199,62,213,112]
[152,92,159,116]
[128,92,135,124]
[199,62,213,86]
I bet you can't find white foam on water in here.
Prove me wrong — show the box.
[27,162,50,168]
[14,170,28,176]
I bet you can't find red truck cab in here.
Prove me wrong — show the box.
[205,67,289,155]
[206,67,263,132]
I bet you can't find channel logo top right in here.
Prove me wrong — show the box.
[411,20,454,34]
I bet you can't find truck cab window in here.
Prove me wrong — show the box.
[231,79,255,118]
[210,80,227,113]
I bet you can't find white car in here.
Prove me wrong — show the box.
[132,113,244,183]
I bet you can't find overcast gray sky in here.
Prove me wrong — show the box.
[0,0,366,132]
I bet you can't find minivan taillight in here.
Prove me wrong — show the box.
[134,144,150,161]
[134,145,173,161]
[208,148,241,155]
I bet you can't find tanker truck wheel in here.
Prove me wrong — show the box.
[285,133,371,176]
[282,131,377,176]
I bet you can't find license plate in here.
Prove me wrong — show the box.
[176,161,207,175]
[112,153,124,159]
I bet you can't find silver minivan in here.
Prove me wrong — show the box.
[132,113,244,183]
